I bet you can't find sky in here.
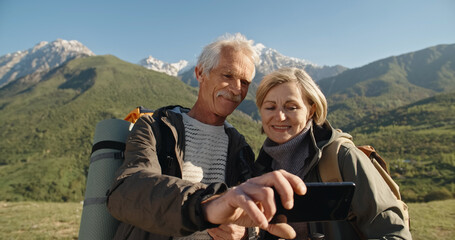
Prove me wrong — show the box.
[1,0,454,69]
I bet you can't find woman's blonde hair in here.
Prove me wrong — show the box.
[256,67,328,125]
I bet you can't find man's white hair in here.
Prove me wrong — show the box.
[197,33,259,78]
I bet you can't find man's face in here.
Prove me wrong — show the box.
[197,47,255,119]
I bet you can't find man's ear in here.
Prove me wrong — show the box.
[195,66,204,83]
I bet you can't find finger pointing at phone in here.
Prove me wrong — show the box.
[201,170,306,239]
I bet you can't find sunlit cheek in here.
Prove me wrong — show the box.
[261,116,268,127]
[261,112,272,127]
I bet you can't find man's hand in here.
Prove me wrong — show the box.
[207,224,245,240]
[202,170,306,239]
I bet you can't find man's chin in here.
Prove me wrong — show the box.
[216,107,236,119]
[217,99,240,113]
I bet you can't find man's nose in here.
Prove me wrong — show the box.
[229,79,242,95]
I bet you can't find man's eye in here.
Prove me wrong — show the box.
[241,80,250,86]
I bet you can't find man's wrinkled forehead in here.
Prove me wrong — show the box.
[216,48,255,79]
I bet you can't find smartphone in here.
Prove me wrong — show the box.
[272,182,355,223]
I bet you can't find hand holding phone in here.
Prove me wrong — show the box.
[272,182,355,223]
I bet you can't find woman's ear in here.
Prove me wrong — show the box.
[309,103,316,119]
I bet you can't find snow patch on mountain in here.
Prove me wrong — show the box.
[177,42,347,87]
[253,43,319,77]
[0,39,95,88]
[139,56,188,77]
[253,43,348,82]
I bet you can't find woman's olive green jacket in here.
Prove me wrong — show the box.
[253,121,412,240]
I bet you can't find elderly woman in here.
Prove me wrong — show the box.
[253,68,411,240]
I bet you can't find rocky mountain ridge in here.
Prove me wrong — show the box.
[138,55,188,77]
[1,38,346,89]
[177,42,348,87]
[0,39,95,87]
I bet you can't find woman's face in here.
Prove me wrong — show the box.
[260,82,315,144]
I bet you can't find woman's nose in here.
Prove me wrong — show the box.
[275,109,286,121]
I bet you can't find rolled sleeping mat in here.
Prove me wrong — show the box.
[79,119,132,239]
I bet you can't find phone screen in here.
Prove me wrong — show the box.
[273,182,355,223]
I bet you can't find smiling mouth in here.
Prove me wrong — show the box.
[272,125,290,130]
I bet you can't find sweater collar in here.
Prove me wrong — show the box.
[262,121,312,174]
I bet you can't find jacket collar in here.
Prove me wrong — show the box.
[254,120,352,178]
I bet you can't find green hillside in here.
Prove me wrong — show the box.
[317,44,455,202]
[0,55,263,201]
[347,92,455,202]
[320,44,455,129]
[1,44,454,203]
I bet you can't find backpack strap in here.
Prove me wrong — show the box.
[124,106,178,176]
[360,145,402,201]
[319,137,354,182]
[319,136,410,231]
[153,113,179,177]
[319,137,367,239]
[353,145,401,200]
[357,145,389,175]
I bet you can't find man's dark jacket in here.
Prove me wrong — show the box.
[106,106,254,239]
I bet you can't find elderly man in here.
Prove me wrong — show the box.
[106,33,305,240]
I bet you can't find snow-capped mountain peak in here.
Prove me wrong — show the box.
[0,39,95,87]
[254,43,266,53]
[138,56,188,77]
[251,42,324,81]
[177,42,347,87]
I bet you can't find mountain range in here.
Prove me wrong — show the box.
[0,39,454,203]
[318,43,455,128]
[177,43,348,87]
[0,39,347,91]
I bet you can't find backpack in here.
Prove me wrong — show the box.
[318,136,410,231]
[80,106,256,239]
[79,106,167,239]
[124,105,155,123]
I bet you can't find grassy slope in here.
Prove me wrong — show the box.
[1,200,453,240]
[347,92,455,202]
[408,200,455,239]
